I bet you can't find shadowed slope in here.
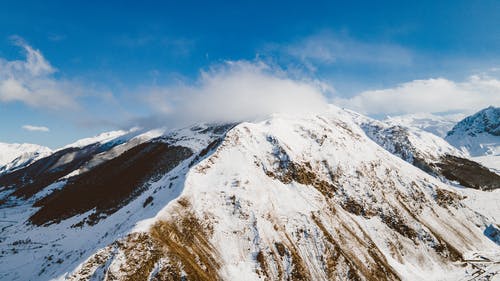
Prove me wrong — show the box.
[30,142,192,226]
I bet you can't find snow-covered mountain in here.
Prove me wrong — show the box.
[445,106,500,173]
[446,106,499,156]
[0,106,499,281]
[350,110,499,190]
[0,142,52,174]
[385,113,464,138]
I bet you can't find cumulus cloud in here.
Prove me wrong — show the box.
[334,75,500,115]
[0,37,79,110]
[136,60,331,127]
[22,125,50,132]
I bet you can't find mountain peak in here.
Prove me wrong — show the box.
[445,106,500,157]
[0,142,52,173]
[1,109,499,281]
[447,106,500,137]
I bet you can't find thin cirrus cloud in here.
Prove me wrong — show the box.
[0,36,79,110]
[265,31,413,71]
[334,75,500,115]
[134,60,331,128]
[22,125,50,132]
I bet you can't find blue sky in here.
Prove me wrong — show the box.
[1,0,499,148]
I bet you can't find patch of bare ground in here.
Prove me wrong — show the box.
[435,155,500,190]
[431,239,463,262]
[255,250,269,279]
[266,146,466,269]
[341,197,377,218]
[149,201,221,281]
[29,143,192,226]
[382,213,418,241]
[435,188,463,208]
[266,161,337,199]
[113,233,163,281]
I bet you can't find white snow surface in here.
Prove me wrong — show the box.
[0,106,498,281]
[348,109,465,163]
[70,106,498,280]
[0,142,52,173]
[59,130,131,150]
[445,106,500,157]
[472,155,500,174]
[385,112,464,138]
[0,124,224,281]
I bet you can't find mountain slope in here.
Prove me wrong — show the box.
[445,106,500,175]
[0,142,52,174]
[0,107,498,281]
[65,108,498,281]
[446,106,500,157]
[349,110,500,190]
[0,124,232,281]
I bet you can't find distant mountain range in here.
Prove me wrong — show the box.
[385,112,465,138]
[385,106,500,173]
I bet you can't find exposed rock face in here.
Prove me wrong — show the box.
[447,106,500,138]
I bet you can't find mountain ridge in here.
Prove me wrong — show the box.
[0,142,52,174]
[445,106,500,174]
[0,106,498,280]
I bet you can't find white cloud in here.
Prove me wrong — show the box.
[334,75,500,115]
[22,125,50,132]
[0,37,79,110]
[138,60,331,127]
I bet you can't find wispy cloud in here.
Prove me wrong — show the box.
[334,74,500,115]
[0,36,79,110]
[22,125,50,132]
[265,31,413,71]
[132,60,331,128]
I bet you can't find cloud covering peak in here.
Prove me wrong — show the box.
[137,60,331,127]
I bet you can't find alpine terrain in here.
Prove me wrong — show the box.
[384,113,465,139]
[0,142,52,175]
[0,105,499,281]
[445,106,500,173]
